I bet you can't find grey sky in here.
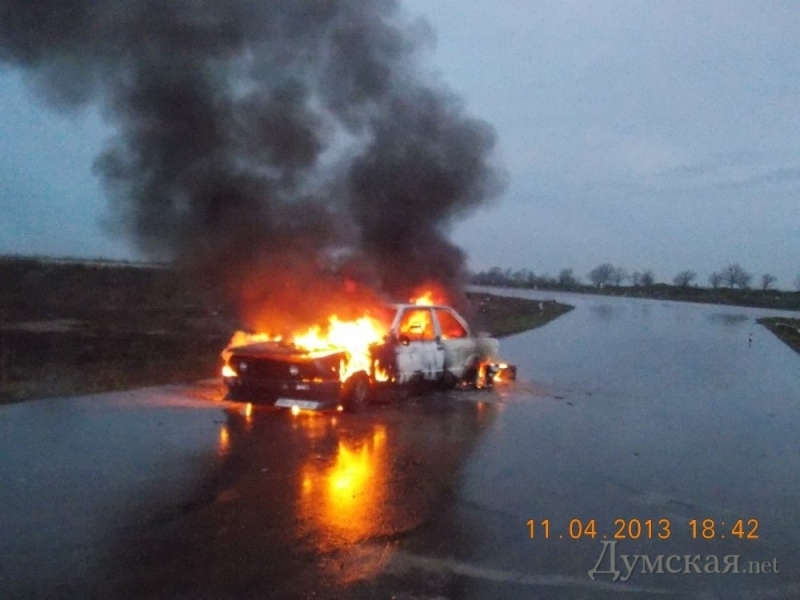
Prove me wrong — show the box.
[1,1,799,286]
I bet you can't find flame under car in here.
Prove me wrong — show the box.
[222,303,513,411]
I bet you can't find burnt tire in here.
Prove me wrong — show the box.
[342,373,371,413]
[462,364,480,389]
[440,370,459,391]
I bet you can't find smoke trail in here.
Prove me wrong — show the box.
[0,0,504,323]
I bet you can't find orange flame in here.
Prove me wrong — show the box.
[411,291,435,306]
[224,314,388,382]
[409,282,449,306]
[373,359,389,382]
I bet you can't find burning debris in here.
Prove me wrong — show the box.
[0,0,505,334]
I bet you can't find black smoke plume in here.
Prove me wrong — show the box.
[0,0,504,327]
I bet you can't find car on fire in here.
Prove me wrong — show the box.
[221,303,513,411]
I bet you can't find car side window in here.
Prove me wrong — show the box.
[435,309,469,340]
[398,308,436,341]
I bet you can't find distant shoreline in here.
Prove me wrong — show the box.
[473,284,800,356]
[0,253,168,269]
[472,282,800,312]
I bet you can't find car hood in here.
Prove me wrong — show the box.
[227,341,344,361]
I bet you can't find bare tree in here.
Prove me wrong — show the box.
[558,268,578,288]
[511,269,530,286]
[709,272,723,289]
[737,270,753,289]
[484,266,505,285]
[795,274,800,292]
[588,263,615,288]
[639,270,655,287]
[539,274,557,287]
[721,266,737,288]
[760,273,777,291]
[631,271,642,286]
[673,270,697,288]
[721,264,752,289]
[611,267,628,287]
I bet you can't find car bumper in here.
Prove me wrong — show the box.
[224,376,342,408]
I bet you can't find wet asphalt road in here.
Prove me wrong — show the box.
[2,290,800,599]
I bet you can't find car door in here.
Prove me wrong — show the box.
[433,307,475,379]
[394,307,445,383]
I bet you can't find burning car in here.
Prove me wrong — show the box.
[221,301,513,412]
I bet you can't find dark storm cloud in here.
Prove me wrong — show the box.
[0,0,503,305]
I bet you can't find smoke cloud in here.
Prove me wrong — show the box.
[0,0,504,327]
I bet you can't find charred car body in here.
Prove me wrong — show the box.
[222,304,514,411]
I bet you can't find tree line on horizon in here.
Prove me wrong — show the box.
[471,263,800,293]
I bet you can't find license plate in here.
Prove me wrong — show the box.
[275,398,322,410]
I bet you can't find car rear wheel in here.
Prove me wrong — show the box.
[440,370,459,390]
[342,373,371,412]
[462,363,480,389]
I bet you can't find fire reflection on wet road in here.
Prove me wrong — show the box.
[299,421,388,549]
[73,392,498,599]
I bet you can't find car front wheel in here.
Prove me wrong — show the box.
[342,372,371,412]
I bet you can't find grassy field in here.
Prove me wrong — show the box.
[466,291,573,338]
[0,257,572,404]
[757,317,800,355]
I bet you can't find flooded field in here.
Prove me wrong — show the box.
[451,288,800,598]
